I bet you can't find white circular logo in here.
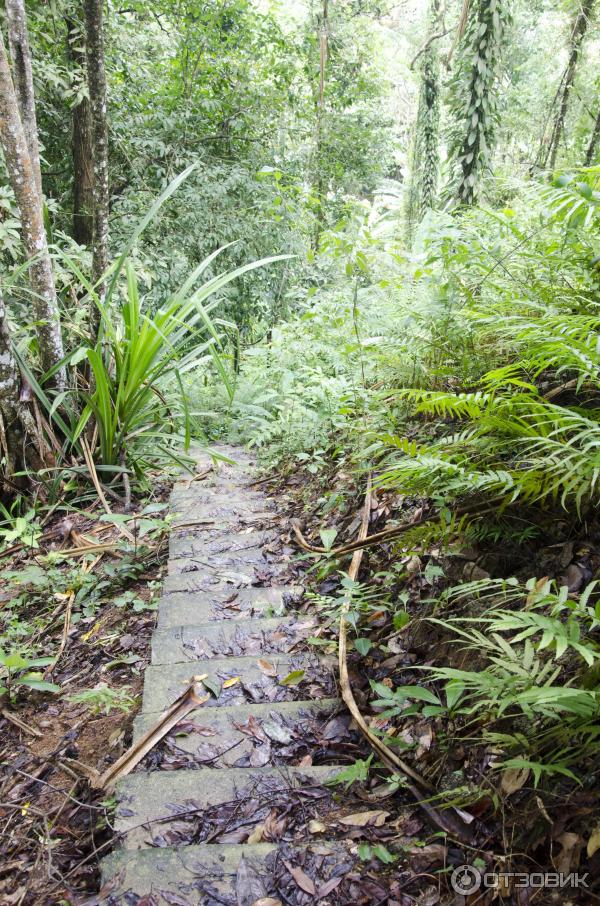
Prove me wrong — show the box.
[451,865,482,895]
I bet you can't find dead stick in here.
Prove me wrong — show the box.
[293,500,502,557]
[1,708,43,737]
[94,677,210,791]
[338,477,472,842]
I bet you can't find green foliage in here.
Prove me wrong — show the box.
[375,172,600,522]
[372,575,599,785]
[0,650,60,699]
[329,754,373,789]
[67,682,136,715]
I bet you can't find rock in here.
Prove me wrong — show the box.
[561,563,586,593]
[462,563,490,582]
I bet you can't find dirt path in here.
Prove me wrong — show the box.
[101,446,367,904]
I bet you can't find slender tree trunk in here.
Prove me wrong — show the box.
[0,31,65,384]
[543,0,594,170]
[585,107,600,165]
[84,0,110,334]
[0,285,43,480]
[313,0,328,250]
[4,0,42,201]
[406,0,441,240]
[67,17,94,247]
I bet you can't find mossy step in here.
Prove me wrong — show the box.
[151,615,317,664]
[115,765,341,849]
[133,697,341,768]
[142,653,336,713]
[156,585,301,628]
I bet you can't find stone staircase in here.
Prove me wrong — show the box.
[101,447,361,905]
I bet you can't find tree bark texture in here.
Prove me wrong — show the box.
[585,106,600,165]
[67,16,94,247]
[313,0,328,250]
[4,0,42,201]
[0,31,65,384]
[545,0,595,170]
[84,0,110,329]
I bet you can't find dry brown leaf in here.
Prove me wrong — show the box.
[252,900,282,906]
[317,877,342,899]
[338,809,390,828]
[555,832,582,874]
[500,766,530,795]
[283,861,316,896]
[308,819,327,834]
[257,659,277,677]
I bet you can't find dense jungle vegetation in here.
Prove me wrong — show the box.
[0,0,599,903]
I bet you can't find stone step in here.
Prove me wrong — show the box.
[142,653,336,713]
[151,615,317,664]
[115,765,341,849]
[169,526,276,559]
[156,585,301,628]
[134,698,349,769]
[101,840,359,905]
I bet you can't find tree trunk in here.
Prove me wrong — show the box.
[585,107,600,165]
[84,0,110,335]
[312,0,328,250]
[0,31,65,385]
[4,0,42,202]
[405,0,441,240]
[0,285,43,481]
[67,16,94,247]
[543,0,594,170]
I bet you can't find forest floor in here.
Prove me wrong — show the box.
[0,447,598,905]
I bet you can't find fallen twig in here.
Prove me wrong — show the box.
[337,478,473,842]
[292,499,501,557]
[1,708,43,737]
[93,676,210,791]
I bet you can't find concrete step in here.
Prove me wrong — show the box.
[115,765,341,849]
[101,840,359,904]
[141,653,336,713]
[157,585,302,628]
[151,615,317,664]
[169,526,276,559]
[134,698,346,769]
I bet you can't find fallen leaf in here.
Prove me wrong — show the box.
[200,676,220,698]
[283,861,316,896]
[308,819,327,834]
[257,659,277,677]
[339,809,390,828]
[587,820,600,858]
[158,892,193,906]
[252,900,282,906]
[317,877,342,899]
[249,743,272,766]
[223,676,241,688]
[555,832,582,874]
[501,766,530,795]
[262,720,293,744]
[236,855,267,906]
[246,824,265,844]
[280,669,305,686]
